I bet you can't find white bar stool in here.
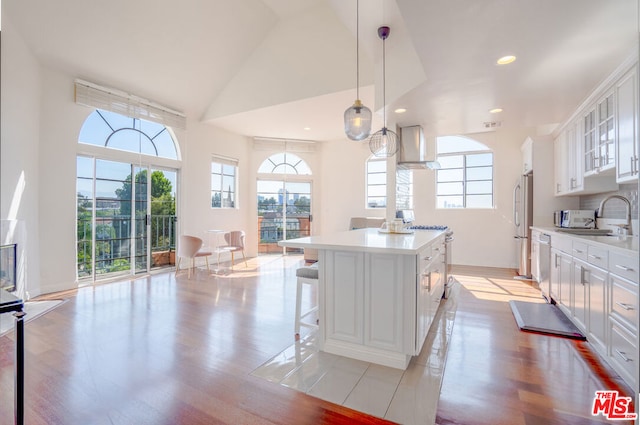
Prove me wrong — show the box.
[295,263,319,339]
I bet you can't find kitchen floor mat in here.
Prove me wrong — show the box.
[509,300,585,340]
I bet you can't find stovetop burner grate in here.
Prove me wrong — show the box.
[408,225,449,231]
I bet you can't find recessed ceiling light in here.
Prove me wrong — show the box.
[394,108,407,114]
[303,127,311,131]
[496,55,516,65]
[489,108,503,114]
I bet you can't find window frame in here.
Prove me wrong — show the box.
[366,156,387,209]
[436,145,494,209]
[211,155,239,209]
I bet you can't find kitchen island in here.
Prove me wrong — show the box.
[279,227,447,369]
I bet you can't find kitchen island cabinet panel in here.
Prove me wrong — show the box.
[325,250,364,344]
[364,252,411,353]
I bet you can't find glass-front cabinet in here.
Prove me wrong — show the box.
[597,91,615,171]
[584,91,616,176]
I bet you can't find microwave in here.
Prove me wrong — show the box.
[554,210,596,228]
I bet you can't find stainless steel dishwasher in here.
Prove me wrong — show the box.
[536,232,551,301]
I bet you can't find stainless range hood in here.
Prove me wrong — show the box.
[397,125,440,170]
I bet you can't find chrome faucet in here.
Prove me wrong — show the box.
[597,195,632,235]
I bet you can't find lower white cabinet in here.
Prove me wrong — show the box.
[572,259,589,332]
[551,247,573,317]
[548,231,638,392]
[586,263,608,352]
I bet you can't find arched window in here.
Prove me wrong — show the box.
[436,135,494,209]
[79,109,178,159]
[258,153,311,175]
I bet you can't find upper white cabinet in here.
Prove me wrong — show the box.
[521,137,533,174]
[554,120,584,195]
[554,54,638,194]
[615,65,639,182]
[583,90,616,176]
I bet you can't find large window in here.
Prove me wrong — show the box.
[367,157,386,208]
[76,109,179,281]
[211,156,238,208]
[436,136,493,209]
[257,153,312,255]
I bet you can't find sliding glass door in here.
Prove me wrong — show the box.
[77,157,177,281]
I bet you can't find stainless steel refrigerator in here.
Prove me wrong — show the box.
[513,173,533,279]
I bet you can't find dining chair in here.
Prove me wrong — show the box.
[222,230,247,269]
[176,235,212,279]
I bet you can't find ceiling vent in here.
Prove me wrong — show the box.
[483,121,502,129]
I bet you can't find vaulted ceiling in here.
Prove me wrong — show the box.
[4,0,638,141]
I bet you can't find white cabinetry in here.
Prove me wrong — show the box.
[553,56,640,194]
[554,119,588,195]
[607,251,638,388]
[416,239,444,352]
[524,136,578,223]
[615,65,639,182]
[547,230,638,392]
[584,90,616,176]
[551,246,573,317]
[319,231,446,369]
[325,250,365,344]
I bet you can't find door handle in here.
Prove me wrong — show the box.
[615,302,635,311]
[513,183,520,227]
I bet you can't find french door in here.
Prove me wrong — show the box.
[77,157,177,281]
[257,180,312,255]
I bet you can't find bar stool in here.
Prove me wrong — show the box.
[295,263,319,339]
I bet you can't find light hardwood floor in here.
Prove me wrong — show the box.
[0,258,635,424]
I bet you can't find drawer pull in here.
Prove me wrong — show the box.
[573,249,584,254]
[615,264,634,272]
[615,349,633,363]
[433,247,440,252]
[615,302,635,311]
[423,256,433,261]
[588,254,601,260]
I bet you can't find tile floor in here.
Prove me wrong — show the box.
[251,281,460,425]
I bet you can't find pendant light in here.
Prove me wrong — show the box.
[369,26,399,157]
[344,0,372,141]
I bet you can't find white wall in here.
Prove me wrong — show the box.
[318,140,386,233]
[178,123,254,255]
[1,20,42,298]
[411,128,536,269]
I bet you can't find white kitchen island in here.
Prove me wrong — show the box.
[279,228,447,369]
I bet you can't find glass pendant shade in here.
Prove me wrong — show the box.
[344,99,372,141]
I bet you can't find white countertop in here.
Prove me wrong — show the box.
[278,228,445,255]
[532,226,638,254]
